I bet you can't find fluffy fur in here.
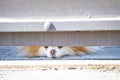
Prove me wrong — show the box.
[20,46,102,58]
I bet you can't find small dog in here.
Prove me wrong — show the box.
[20,46,102,58]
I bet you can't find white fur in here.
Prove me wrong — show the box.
[86,46,104,53]
[39,46,75,58]
[38,46,47,57]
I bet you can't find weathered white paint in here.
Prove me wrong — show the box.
[0,32,120,46]
[0,21,120,32]
[0,0,120,46]
[0,0,120,17]
[1,17,120,22]
[0,17,120,32]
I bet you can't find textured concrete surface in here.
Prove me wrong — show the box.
[0,70,119,80]
[0,60,120,80]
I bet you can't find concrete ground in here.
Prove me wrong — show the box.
[0,60,120,80]
[0,70,119,80]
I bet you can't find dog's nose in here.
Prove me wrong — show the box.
[50,49,56,56]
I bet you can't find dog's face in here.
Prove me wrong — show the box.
[43,46,74,58]
[44,46,64,58]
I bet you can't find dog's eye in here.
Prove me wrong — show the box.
[58,46,63,49]
[44,46,48,49]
